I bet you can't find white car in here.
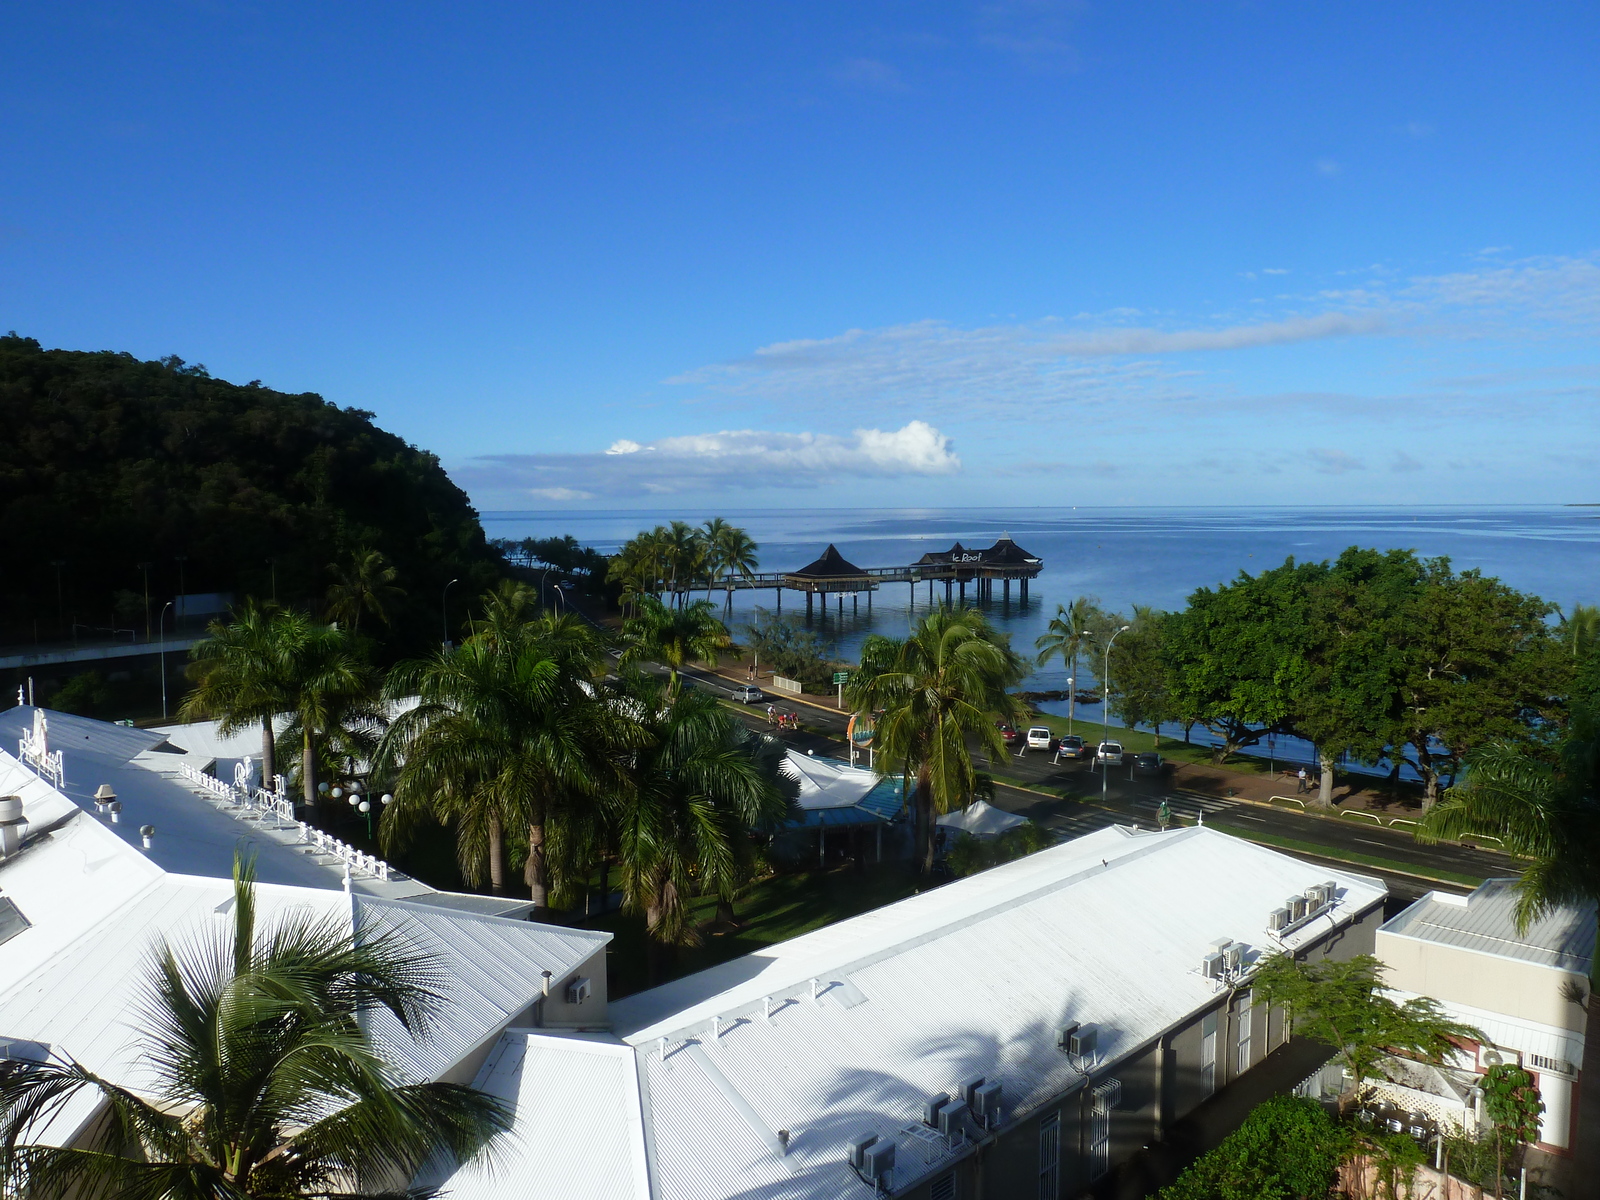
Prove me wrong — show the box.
[1097,740,1125,765]
[732,685,766,704]
[1025,727,1054,751]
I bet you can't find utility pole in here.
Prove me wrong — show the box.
[137,562,154,641]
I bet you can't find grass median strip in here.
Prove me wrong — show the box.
[1206,821,1485,887]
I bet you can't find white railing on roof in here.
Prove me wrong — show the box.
[181,761,241,803]
[177,762,392,881]
[297,823,391,881]
[19,709,65,788]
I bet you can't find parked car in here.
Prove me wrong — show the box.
[1026,727,1054,751]
[1056,734,1090,760]
[998,723,1020,746]
[732,685,766,704]
[1133,752,1164,776]
[1097,740,1124,765]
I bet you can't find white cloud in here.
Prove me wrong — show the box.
[456,421,960,501]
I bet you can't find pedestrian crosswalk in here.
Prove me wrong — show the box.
[1036,790,1240,843]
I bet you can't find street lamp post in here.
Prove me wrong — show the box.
[442,578,460,648]
[158,602,174,718]
[1102,625,1131,808]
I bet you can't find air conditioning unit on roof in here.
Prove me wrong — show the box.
[862,1139,896,1180]
[937,1099,970,1139]
[1068,1023,1098,1062]
[1268,907,1290,932]
[1223,943,1244,972]
[565,976,592,1005]
[1288,895,1307,922]
[1203,951,1225,979]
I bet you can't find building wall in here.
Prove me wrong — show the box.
[873,901,1384,1199]
[539,945,609,1028]
[1375,932,1586,1034]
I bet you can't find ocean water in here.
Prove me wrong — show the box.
[483,506,1599,770]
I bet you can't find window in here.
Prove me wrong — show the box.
[0,898,30,948]
[1235,993,1253,1075]
[1089,1079,1121,1180]
[1038,1111,1060,1200]
[1200,1012,1218,1095]
[930,1171,956,1200]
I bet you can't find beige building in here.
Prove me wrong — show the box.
[1376,879,1594,1153]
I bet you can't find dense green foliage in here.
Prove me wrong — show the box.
[1251,953,1481,1102]
[944,819,1052,876]
[1121,548,1569,804]
[0,334,500,653]
[743,607,837,689]
[0,855,509,1199]
[1158,1096,1348,1200]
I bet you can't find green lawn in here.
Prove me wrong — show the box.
[1011,711,1300,775]
[588,864,921,999]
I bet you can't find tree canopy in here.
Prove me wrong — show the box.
[0,334,500,654]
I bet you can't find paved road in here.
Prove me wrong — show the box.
[679,664,1512,908]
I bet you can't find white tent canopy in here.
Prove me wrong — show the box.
[780,750,880,811]
[937,799,1028,837]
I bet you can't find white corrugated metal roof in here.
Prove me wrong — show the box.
[599,824,1385,1200]
[1380,880,1596,973]
[426,1030,650,1200]
[0,706,171,765]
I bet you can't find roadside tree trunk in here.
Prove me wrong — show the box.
[1313,751,1336,810]
[487,814,506,896]
[715,897,737,926]
[916,770,936,875]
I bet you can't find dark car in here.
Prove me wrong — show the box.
[1056,735,1090,760]
[1133,752,1165,776]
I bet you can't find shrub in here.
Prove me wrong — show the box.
[1159,1095,1348,1200]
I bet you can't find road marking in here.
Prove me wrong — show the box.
[1229,813,1266,822]
[1354,838,1393,848]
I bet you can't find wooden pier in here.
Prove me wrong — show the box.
[705,537,1043,619]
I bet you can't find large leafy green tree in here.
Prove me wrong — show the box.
[846,606,1028,874]
[601,673,794,979]
[620,595,731,694]
[1389,559,1565,806]
[180,601,297,784]
[1164,559,1319,763]
[1251,952,1481,1113]
[1106,605,1177,743]
[0,855,509,1200]
[378,609,621,909]
[1420,707,1600,1190]
[1034,596,1104,730]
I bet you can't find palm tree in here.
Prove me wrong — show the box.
[0,855,509,1200]
[276,616,379,814]
[661,520,704,607]
[181,602,297,785]
[706,520,759,609]
[848,606,1028,874]
[602,673,794,980]
[1559,602,1600,663]
[378,614,620,909]
[1419,704,1600,1190]
[620,595,731,694]
[324,548,405,636]
[1034,596,1103,733]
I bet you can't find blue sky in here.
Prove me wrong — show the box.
[4,2,1597,509]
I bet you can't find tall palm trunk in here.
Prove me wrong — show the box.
[301,728,318,812]
[487,814,506,896]
[1067,651,1077,729]
[525,805,549,912]
[915,766,935,875]
[260,715,276,788]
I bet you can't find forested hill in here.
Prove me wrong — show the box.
[0,334,501,653]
